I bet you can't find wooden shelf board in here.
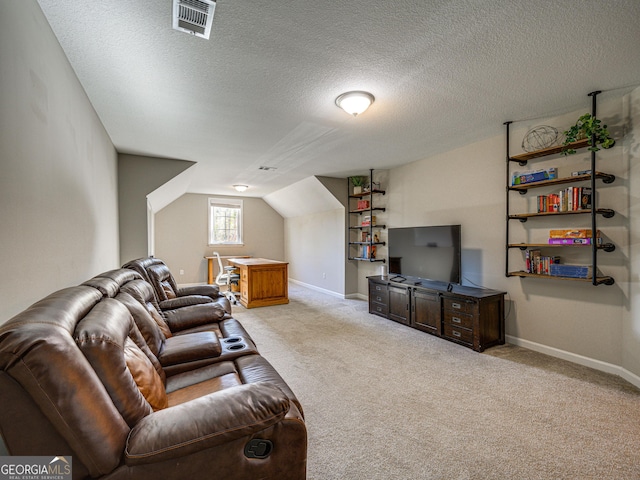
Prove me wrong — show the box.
[509,172,614,191]
[509,243,591,248]
[509,139,590,162]
[349,189,386,198]
[507,271,614,285]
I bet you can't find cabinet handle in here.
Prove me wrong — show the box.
[452,316,461,324]
[452,330,461,337]
[376,286,382,291]
[376,306,382,312]
[376,296,382,302]
[451,302,461,309]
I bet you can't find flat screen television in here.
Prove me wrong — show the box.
[388,225,461,284]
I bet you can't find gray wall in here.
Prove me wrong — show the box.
[118,154,194,264]
[154,193,285,284]
[284,176,354,296]
[0,0,119,323]
[623,86,640,380]
[383,92,638,382]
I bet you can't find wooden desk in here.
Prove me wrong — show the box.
[204,255,250,284]
[227,258,289,309]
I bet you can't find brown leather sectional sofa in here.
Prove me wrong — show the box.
[0,261,306,479]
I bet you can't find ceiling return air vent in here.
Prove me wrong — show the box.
[172,0,216,40]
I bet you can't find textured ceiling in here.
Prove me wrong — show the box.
[37,0,640,198]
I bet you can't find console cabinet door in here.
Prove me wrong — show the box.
[388,286,410,326]
[412,289,441,335]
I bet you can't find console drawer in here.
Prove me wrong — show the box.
[443,297,475,315]
[443,311,473,330]
[442,324,473,345]
[370,291,388,305]
[370,302,389,317]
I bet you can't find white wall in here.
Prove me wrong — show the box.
[0,0,119,323]
[154,193,284,284]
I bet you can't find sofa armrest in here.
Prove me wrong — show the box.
[178,285,221,298]
[159,296,212,310]
[163,303,226,332]
[125,383,290,465]
[158,332,222,366]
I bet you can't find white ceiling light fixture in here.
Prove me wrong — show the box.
[172,0,216,40]
[335,91,375,117]
[233,185,248,192]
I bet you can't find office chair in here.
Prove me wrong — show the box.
[213,251,240,305]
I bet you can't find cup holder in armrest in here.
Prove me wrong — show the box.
[227,343,246,351]
[223,337,242,344]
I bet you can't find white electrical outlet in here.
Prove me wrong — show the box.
[322,272,326,279]
[179,269,184,275]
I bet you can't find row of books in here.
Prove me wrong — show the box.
[525,249,593,278]
[361,215,377,227]
[360,245,377,259]
[537,187,591,213]
[360,231,381,243]
[526,250,560,275]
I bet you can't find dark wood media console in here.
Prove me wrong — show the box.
[368,275,506,352]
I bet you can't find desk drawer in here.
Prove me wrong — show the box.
[443,311,473,330]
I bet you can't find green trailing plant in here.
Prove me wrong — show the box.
[562,113,615,155]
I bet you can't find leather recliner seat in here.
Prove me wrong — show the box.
[123,257,230,314]
[0,282,306,479]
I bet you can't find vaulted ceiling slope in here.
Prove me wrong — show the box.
[38,0,640,198]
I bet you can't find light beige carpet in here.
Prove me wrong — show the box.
[231,283,640,480]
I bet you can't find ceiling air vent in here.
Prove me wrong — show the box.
[173,0,216,40]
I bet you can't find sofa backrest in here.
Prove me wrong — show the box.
[119,279,173,338]
[82,268,143,298]
[0,286,130,478]
[115,290,167,359]
[122,257,163,282]
[145,263,179,302]
[75,298,167,428]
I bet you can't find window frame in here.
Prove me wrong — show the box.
[208,197,244,246]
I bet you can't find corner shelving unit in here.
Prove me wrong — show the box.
[348,168,386,263]
[505,91,616,286]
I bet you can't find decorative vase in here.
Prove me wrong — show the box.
[353,186,362,195]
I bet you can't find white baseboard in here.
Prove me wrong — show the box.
[506,335,640,389]
[288,278,346,299]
